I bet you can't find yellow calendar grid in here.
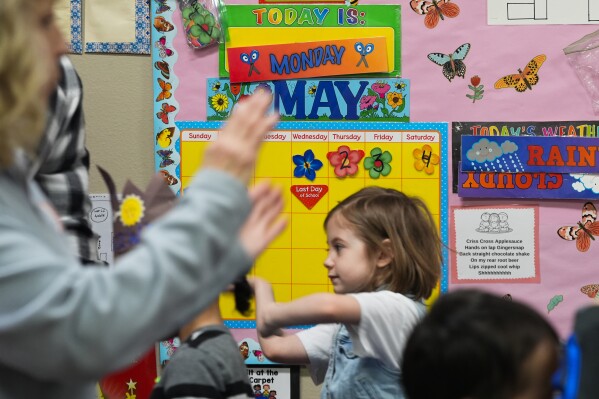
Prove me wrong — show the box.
[180,128,441,319]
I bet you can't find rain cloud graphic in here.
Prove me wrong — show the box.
[465,138,524,173]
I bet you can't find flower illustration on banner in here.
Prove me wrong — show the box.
[293,149,323,181]
[364,147,392,178]
[358,81,407,120]
[230,83,241,96]
[118,195,145,227]
[371,82,390,98]
[413,144,439,175]
[256,82,272,94]
[210,93,229,113]
[327,145,365,178]
[386,92,404,109]
[360,95,377,110]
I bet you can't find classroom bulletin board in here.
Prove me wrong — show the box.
[151,0,599,345]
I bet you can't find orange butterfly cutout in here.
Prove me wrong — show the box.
[156,78,172,102]
[494,54,546,92]
[410,0,460,29]
[156,103,176,124]
[557,202,599,252]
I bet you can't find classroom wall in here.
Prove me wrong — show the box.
[69,53,320,398]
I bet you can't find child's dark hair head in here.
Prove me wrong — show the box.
[324,186,441,299]
[401,289,560,399]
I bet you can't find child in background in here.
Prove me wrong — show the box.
[251,186,442,398]
[401,289,560,399]
[150,279,254,399]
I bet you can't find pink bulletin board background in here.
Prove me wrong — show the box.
[155,0,599,339]
[401,4,599,339]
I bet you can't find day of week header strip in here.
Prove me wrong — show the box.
[182,130,439,143]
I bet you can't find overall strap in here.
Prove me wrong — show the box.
[187,329,226,348]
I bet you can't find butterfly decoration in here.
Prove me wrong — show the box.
[160,170,178,186]
[154,16,174,32]
[410,0,460,29]
[157,149,174,168]
[155,36,174,58]
[156,127,174,148]
[581,284,599,299]
[154,0,171,13]
[428,43,471,82]
[494,54,546,92]
[154,60,170,80]
[252,349,265,362]
[162,339,178,357]
[156,78,172,102]
[156,103,176,124]
[557,202,599,252]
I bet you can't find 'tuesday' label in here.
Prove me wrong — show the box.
[291,185,328,209]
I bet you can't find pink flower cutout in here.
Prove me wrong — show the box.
[327,145,365,177]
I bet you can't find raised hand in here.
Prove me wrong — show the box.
[202,90,278,184]
[239,182,286,260]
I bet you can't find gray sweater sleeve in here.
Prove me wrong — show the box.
[0,168,252,381]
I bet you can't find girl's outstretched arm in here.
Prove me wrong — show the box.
[250,277,361,364]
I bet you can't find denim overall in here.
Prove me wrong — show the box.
[320,324,405,399]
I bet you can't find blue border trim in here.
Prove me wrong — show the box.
[152,0,181,195]
[67,0,82,54]
[85,0,151,54]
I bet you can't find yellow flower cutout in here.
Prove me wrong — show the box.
[119,194,145,227]
[413,144,439,175]
[386,91,403,109]
[210,93,229,112]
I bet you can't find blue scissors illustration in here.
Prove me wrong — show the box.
[355,42,374,68]
[240,50,261,77]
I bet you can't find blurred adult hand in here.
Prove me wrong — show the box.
[202,90,278,184]
[239,182,286,259]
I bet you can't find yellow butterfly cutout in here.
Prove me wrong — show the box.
[494,54,546,92]
[156,127,174,148]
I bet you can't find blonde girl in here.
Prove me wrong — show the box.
[252,186,442,398]
[0,1,283,397]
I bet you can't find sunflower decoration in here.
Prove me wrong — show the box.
[413,144,439,175]
[98,166,177,257]
[386,91,404,109]
[210,93,229,113]
[118,194,146,227]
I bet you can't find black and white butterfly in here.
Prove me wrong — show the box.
[428,43,471,82]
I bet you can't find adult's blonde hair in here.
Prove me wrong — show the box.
[324,186,442,300]
[0,0,47,168]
